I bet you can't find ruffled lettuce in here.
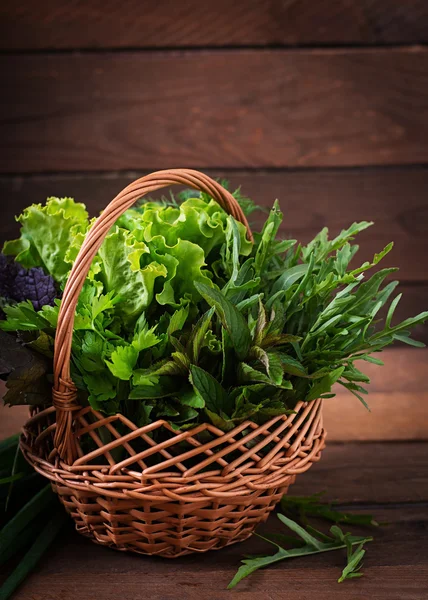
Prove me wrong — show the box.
[118,197,252,259]
[3,198,88,283]
[97,227,167,321]
[3,195,251,319]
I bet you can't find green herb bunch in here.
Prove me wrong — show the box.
[0,187,426,430]
[229,493,377,588]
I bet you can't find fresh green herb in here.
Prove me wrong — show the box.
[0,187,426,429]
[280,492,379,527]
[228,494,376,589]
[336,529,367,582]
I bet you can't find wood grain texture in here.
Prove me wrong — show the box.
[1,0,428,49]
[296,443,428,503]
[2,48,428,171]
[2,465,428,599]
[1,349,427,442]
[328,348,428,441]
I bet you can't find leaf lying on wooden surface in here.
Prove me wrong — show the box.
[280,492,379,527]
[228,493,377,589]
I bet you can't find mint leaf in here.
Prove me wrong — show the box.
[195,281,251,360]
[187,307,215,364]
[189,365,230,414]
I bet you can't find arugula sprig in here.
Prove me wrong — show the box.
[228,493,377,589]
[280,492,379,527]
[335,526,367,582]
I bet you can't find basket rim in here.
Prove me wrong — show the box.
[20,398,325,501]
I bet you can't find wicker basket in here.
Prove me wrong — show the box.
[20,169,326,558]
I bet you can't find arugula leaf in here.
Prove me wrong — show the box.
[271,263,309,296]
[228,513,372,589]
[229,490,377,589]
[305,367,344,402]
[280,493,379,527]
[338,539,366,582]
[254,200,283,276]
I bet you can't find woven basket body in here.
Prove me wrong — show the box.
[20,170,326,557]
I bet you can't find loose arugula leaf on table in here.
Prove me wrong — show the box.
[333,525,367,583]
[280,492,379,527]
[228,513,373,589]
[229,494,376,589]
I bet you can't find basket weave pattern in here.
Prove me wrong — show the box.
[21,169,326,557]
[22,399,324,557]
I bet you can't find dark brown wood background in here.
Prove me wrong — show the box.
[0,0,427,346]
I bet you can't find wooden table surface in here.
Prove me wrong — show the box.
[2,441,427,600]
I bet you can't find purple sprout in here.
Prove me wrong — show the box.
[0,254,57,311]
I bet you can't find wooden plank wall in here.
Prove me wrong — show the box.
[0,1,427,439]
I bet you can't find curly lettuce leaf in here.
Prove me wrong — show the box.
[97,227,167,322]
[119,197,252,259]
[146,235,213,307]
[3,198,88,282]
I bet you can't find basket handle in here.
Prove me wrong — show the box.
[52,169,253,463]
